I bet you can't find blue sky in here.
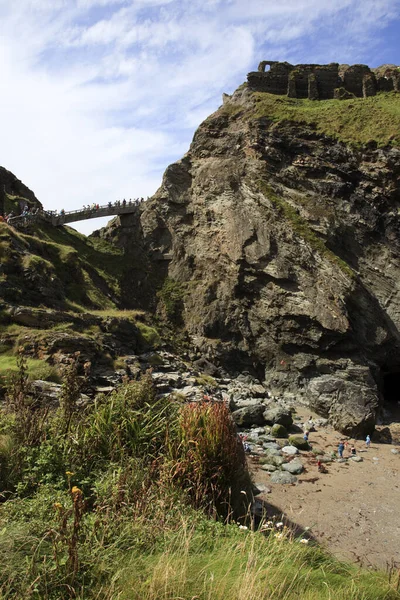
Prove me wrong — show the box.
[0,0,399,234]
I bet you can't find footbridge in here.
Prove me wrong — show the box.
[7,200,143,229]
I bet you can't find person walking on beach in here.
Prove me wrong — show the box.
[338,441,345,458]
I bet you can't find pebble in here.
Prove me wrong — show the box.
[253,483,271,495]
[281,446,299,455]
[391,449,399,455]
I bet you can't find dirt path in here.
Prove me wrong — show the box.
[250,408,400,570]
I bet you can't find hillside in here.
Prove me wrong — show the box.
[1,73,400,598]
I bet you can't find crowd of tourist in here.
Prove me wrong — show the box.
[1,196,148,228]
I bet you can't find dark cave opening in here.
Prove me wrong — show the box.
[382,372,400,405]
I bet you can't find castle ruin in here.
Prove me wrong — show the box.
[247,62,400,100]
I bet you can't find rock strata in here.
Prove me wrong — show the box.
[101,79,400,436]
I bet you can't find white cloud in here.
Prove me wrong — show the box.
[0,0,399,235]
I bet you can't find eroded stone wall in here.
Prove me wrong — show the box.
[247,61,400,100]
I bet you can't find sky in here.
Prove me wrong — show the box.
[1,0,400,235]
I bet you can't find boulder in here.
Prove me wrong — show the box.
[229,397,266,411]
[263,405,293,428]
[307,369,378,436]
[350,455,363,462]
[288,436,310,451]
[270,423,288,438]
[261,464,277,472]
[264,447,282,456]
[316,455,332,464]
[270,471,298,484]
[281,446,299,455]
[231,405,266,426]
[263,442,281,451]
[282,461,304,474]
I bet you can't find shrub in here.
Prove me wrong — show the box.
[195,374,217,389]
[137,322,162,349]
[157,278,185,323]
[169,401,251,517]
[77,372,177,466]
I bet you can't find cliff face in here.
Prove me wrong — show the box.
[104,85,400,435]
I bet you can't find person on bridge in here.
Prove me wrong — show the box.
[108,202,112,208]
[122,199,126,206]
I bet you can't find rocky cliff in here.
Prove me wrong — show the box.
[102,84,400,435]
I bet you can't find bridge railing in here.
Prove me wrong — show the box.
[6,199,144,228]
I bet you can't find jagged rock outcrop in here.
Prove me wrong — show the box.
[102,83,400,436]
[0,166,41,216]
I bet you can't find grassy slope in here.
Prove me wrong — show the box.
[0,375,398,600]
[224,89,400,147]
[0,220,124,311]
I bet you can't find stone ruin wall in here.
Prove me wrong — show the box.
[247,61,400,100]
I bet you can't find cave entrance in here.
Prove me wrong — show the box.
[382,372,400,405]
[381,371,400,426]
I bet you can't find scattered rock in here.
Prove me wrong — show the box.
[316,455,332,464]
[281,446,299,455]
[270,423,288,438]
[253,483,271,495]
[282,461,304,474]
[263,405,293,428]
[261,464,277,472]
[288,436,310,451]
[270,471,298,484]
[263,442,281,451]
[264,448,282,456]
[350,456,363,462]
[229,397,266,410]
[232,405,266,426]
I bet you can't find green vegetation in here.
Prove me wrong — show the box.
[0,358,397,598]
[0,356,256,598]
[0,360,396,600]
[0,354,61,383]
[195,373,218,388]
[0,221,124,311]
[250,91,400,147]
[157,277,185,323]
[136,322,162,348]
[258,181,354,277]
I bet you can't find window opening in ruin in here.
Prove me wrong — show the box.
[264,65,270,72]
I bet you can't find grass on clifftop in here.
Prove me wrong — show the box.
[249,91,400,147]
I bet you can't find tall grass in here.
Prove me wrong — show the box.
[169,401,251,516]
[0,359,398,599]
